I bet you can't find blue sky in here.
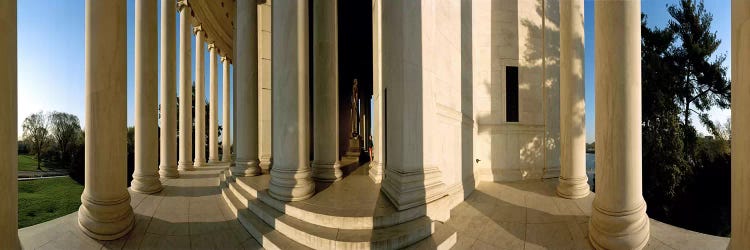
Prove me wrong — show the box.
[17,1,731,143]
[17,0,233,138]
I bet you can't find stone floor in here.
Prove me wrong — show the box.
[18,166,261,250]
[446,180,729,250]
[18,166,729,250]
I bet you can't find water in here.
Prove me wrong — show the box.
[586,153,595,191]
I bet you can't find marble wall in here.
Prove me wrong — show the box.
[472,0,561,182]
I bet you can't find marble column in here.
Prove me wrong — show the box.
[588,1,650,249]
[731,1,750,248]
[269,0,315,201]
[208,44,220,163]
[232,0,262,177]
[369,0,384,183]
[131,0,163,194]
[312,0,342,182]
[232,25,238,164]
[159,0,179,178]
[177,1,194,171]
[556,0,589,199]
[222,56,232,162]
[78,0,135,240]
[194,25,207,167]
[0,0,19,247]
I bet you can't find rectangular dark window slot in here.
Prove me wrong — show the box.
[506,66,519,122]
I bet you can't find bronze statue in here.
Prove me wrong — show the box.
[351,79,359,137]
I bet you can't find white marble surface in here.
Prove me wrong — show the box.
[589,1,650,249]
[79,0,134,240]
[0,0,18,247]
[193,26,207,168]
[158,0,179,178]
[177,2,194,172]
[19,166,259,250]
[18,173,729,250]
[269,0,315,202]
[311,0,342,183]
[731,0,750,248]
[132,0,163,195]
[232,0,261,177]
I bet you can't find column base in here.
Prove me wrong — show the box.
[178,161,194,171]
[159,164,180,178]
[193,159,206,168]
[589,199,650,250]
[368,160,383,183]
[130,172,164,194]
[312,161,342,182]
[381,166,447,211]
[208,159,221,164]
[269,167,315,202]
[231,159,262,177]
[556,175,590,199]
[260,156,272,173]
[77,192,135,241]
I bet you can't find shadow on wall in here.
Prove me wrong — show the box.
[475,0,571,182]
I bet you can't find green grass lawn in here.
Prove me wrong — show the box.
[18,154,46,171]
[18,177,84,228]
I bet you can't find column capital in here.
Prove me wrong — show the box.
[193,24,203,35]
[221,56,231,64]
[208,43,216,52]
[177,0,189,12]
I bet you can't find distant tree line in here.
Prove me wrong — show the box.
[21,111,85,183]
[21,84,228,186]
[641,0,731,236]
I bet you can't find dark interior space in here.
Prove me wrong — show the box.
[337,0,373,158]
[307,1,373,160]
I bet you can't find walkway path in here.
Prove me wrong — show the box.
[18,166,729,249]
[19,166,260,249]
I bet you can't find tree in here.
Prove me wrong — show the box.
[640,2,732,235]
[49,111,82,169]
[667,0,731,149]
[641,15,690,218]
[22,111,51,170]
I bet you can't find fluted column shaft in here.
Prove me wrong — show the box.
[177,1,194,171]
[232,0,262,176]
[208,44,220,163]
[0,0,19,247]
[78,0,134,240]
[232,20,238,164]
[369,0,384,183]
[222,57,232,162]
[731,1,750,248]
[556,0,589,199]
[312,0,342,182]
[269,0,315,201]
[589,1,650,249]
[194,26,207,167]
[159,0,179,178]
[132,0,163,194]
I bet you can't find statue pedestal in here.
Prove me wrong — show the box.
[345,137,361,157]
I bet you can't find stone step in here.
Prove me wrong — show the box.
[221,183,312,250]
[403,222,458,250]
[227,180,435,249]
[232,174,434,230]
